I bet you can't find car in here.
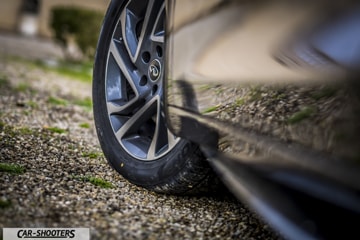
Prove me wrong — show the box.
[92,0,360,239]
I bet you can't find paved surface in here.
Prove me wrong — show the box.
[0,32,64,61]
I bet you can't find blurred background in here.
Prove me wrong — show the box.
[0,0,112,144]
[0,0,110,63]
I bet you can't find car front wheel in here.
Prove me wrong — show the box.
[92,0,217,194]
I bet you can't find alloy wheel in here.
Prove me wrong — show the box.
[104,0,179,161]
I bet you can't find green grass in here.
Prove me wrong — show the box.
[45,126,68,134]
[249,88,263,101]
[48,96,93,110]
[202,105,220,114]
[0,75,9,87]
[0,121,5,130]
[47,96,68,106]
[74,175,114,189]
[287,106,316,124]
[51,64,92,82]
[275,93,287,100]
[234,98,245,107]
[227,98,246,111]
[26,100,38,108]
[82,151,103,159]
[17,127,34,135]
[214,87,224,95]
[36,60,93,83]
[311,87,337,100]
[198,84,213,91]
[73,97,92,111]
[0,163,25,174]
[0,199,11,209]
[23,110,30,116]
[15,82,31,92]
[79,123,91,129]
[10,56,93,82]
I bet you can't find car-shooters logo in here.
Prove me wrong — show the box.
[3,228,90,240]
[17,229,75,238]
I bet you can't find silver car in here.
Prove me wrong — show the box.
[93,1,360,239]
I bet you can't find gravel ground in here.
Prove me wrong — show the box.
[196,81,360,162]
[0,57,279,239]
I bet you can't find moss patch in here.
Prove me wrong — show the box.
[45,126,68,134]
[10,56,93,83]
[0,121,5,131]
[0,163,25,174]
[232,98,245,108]
[34,59,93,82]
[17,127,34,135]
[0,199,12,209]
[275,93,287,100]
[311,87,337,100]
[15,83,32,93]
[82,151,103,159]
[202,105,220,114]
[73,97,92,111]
[287,106,316,124]
[74,175,114,189]
[47,96,68,106]
[79,123,91,129]
[248,87,263,102]
[0,75,9,87]
[26,101,38,109]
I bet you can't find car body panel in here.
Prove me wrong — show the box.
[165,0,360,239]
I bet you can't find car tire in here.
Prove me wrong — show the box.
[92,0,218,194]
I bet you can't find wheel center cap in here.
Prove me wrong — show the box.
[149,59,161,81]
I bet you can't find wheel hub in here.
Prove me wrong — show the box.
[149,59,161,81]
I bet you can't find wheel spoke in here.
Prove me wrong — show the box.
[120,2,139,59]
[110,40,151,98]
[115,95,157,141]
[121,0,164,63]
[150,3,165,43]
[107,100,137,115]
[109,40,139,93]
[148,97,179,158]
[147,96,160,159]
[167,129,178,150]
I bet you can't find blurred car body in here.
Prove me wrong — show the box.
[165,1,360,239]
